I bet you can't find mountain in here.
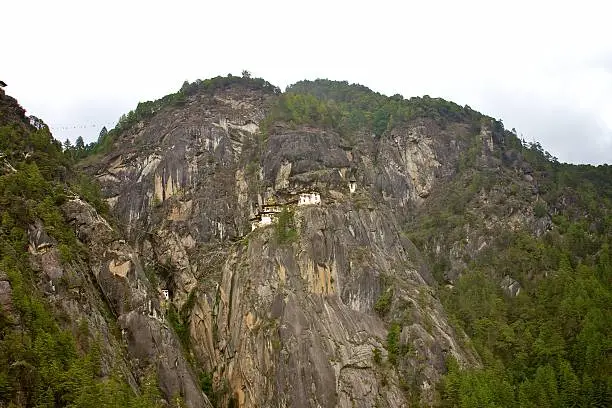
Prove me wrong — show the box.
[1,76,610,407]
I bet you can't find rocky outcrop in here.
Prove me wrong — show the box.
[84,84,273,243]
[27,216,135,382]
[500,275,522,297]
[61,198,211,408]
[0,271,13,316]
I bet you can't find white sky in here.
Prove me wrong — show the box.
[3,0,611,164]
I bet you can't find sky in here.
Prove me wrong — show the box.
[3,0,611,164]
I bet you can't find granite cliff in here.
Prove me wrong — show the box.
[81,77,512,406]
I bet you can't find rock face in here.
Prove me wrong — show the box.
[0,272,13,315]
[500,275,522,297]
[61,198,211,408]
[82,80,530,407]
[190,203,479,407]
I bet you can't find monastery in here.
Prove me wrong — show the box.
[250,191,321,231]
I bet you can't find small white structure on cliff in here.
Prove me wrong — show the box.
[250,192,322,231]
[250,214,274,231]
[259,214,273,227]
[161,289,170,301]
[298,192,321,206]
[349,177,357,194]
[250,204,282,231]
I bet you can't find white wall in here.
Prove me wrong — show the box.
[298,192,321,206]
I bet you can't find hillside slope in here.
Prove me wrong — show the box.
[0,87,211,407]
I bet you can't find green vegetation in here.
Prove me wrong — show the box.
[1,126,80,260]
[533,200,548,218]
[262,92,342,131]
[386,322,402,366]
[166,287,198,352]
[374,288,393,316]
[285,79,488,136]
[275,208,298,244]
[372,347,382,365]
[167,303,190,350]
[437,233,611,407]
[199,371,214,401]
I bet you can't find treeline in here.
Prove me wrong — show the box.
[285,79,491,136]
[78,76,501,161]
[263,92,343,131]
[62,134,99,161]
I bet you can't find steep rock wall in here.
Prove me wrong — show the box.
[190,203,478,407]
[85,83,499,406]
[61,198,211,408]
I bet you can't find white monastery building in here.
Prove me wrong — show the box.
[298,192,321,206]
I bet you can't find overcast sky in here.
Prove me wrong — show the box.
[4,0,611,164]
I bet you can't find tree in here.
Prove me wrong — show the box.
[29,115,46,130]
[98,126,108,142]
[75,136,85,151]
[241,70,251,79]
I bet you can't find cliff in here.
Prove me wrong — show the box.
[82,77,508,406]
